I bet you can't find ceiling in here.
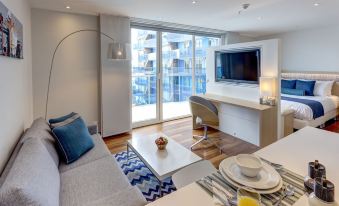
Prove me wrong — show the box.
[28,0,339,37]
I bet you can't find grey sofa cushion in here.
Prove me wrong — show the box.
[60,156,131,206]
[0,138,60,206]
[59,134,111,173]
[0,118,58,187]
[84,186,147,206]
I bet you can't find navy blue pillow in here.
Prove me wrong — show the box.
[49,112,76,125]
[281,88,305,96]
[51,114,94,164]
[281,79,296,89]
[296,80,316,96]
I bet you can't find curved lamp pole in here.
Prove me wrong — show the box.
[44,29,123,120]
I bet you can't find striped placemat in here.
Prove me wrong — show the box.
[197,167,306,206]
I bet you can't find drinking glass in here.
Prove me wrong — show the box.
[237,187,261,206]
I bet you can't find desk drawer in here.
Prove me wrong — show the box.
[219,112,260,146]
[219,103,259,123]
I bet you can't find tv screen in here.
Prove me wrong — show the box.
[215,49,261,84]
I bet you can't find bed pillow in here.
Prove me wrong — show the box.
[281,88,306,96]
[313,81,334,96]
[296,80,316,96]
[51,114,94,164]
[281,79,296,89]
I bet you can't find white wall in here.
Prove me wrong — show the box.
[226,32,256,45]
[257,25,339,72]
[0,0,32,173]
[32,9,100,125]
[207,39,281,102]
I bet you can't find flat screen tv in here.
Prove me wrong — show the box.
[215,49,261,84]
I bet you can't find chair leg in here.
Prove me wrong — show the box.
[191,126,208,150]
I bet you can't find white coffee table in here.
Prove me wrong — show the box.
[127,133,202,183]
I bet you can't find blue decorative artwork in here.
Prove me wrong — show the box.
[0,1,23,59]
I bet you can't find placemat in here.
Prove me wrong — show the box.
[197,167,306,206]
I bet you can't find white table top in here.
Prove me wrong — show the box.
[147,127,339,206]
[127,133,202,181]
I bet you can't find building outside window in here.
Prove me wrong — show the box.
[131,28,221,124]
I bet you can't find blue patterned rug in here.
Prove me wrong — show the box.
[114,151,177,202]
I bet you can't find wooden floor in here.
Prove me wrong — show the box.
[104,117,259,168]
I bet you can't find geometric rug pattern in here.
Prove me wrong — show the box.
[114,151,177,202]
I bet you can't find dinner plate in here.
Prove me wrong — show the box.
[219,156,281,190]
[220,168,283,194]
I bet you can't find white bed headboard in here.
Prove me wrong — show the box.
[281,72,339,97]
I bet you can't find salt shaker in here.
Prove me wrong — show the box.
[309,160,326,179]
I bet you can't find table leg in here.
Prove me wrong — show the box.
[157,179,163,197]
[127,144,129,162]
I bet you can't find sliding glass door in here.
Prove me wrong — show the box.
[131,28,159,125]
[131,27,221,126]
[162,32,193,120]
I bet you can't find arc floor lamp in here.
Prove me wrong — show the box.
[44,29,130,120]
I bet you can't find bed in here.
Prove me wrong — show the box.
[281,72,339,130]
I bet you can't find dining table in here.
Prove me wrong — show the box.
[147,126,339,206]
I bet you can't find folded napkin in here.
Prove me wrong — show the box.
[210,180,234,206]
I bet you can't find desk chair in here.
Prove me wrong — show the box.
[189,96,219,150]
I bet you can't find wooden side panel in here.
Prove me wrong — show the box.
[260,106,278,147]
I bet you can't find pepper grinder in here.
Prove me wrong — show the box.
[309,160,326,179]
[305,160,326,193]
[308,176,337,206]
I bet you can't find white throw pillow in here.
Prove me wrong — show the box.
[313,81,334,96]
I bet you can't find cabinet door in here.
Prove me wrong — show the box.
[101,15,131,137]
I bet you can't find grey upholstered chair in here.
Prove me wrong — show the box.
[189,96,219,150]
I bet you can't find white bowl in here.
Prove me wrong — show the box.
[235,154,263,177]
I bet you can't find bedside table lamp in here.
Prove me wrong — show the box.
[260,77,276,106]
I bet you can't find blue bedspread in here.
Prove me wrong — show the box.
[281,96,324,119]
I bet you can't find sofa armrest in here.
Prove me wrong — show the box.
[84,186,147,206]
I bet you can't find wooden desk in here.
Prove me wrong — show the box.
[196,93,277,147]
[147,127,339,206]
[200,93,272,111]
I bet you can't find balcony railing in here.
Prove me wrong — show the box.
[132,71,206,106]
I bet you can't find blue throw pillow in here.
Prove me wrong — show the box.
[281,79,296,89]
[51,114,94,164]
[281,88,305,96]
[49,112,76,125]
[296,80,316,96]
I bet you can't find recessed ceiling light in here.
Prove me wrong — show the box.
[66,6,71,9]
[192,1,197,4]
[313,3,319,6]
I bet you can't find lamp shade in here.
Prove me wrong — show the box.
[108,43,131,60]
[260,77,276,97]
